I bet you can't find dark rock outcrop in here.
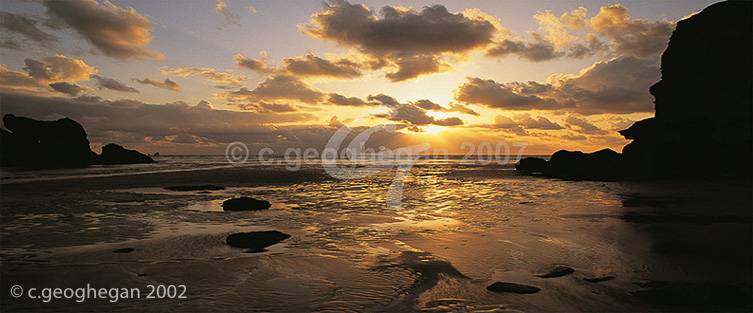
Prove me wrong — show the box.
[1,114,153,168]
[517,149,633,181]
[95,143,154,165]
[622,0,752,179]
[486,282,540,294]
[222,196,272,211]
[225,231,291,251]
[0,114,96,168]
[517,1,752,180]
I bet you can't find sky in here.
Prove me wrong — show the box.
[0,0,718,155]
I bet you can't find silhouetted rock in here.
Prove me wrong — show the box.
[545,149,625,180]
[515,157,547,174]
[486,282,540,294]
[225,231,291,251]
[222,196,271,211]
[164,185,225,191]
[1,114,154,168]
[113,248,135,253]
[95,143,154,165]
[534,266,575,278]
[516,1,752,180]
[0,114,96,168]
[622,0,752,179]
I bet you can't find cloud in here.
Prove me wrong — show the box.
[90,75,139,93]
[0,92,316,149]
[301,2,495,56]
[43,0,163,60]
[367,93,399,107]
[385,55,450,82]
[0,11,58,46]
[134,78,181,91]
[414,99,443,111]
[1,40,21,50]
[514,113,563,130]
[283,54,362,78]
[49,82,84,96]
[589,4,674,57]
[300,1,496,80]
[235,53,364,79]
[195,100,214,110]
[0,66,40,90]
[448,103,479,116]
[215,0,239,25]
[487,5,674,62]
[374,102,465,127]
[234,102,299,113]
[456,55,657,114]
[163,67,246,87]
[564,115,607,134]
[487,38,562,62]
[23,55,97,84]
[491,115,527,136]
[455,77,565,110]
[222,75,325,104]
[328,93,374,106]
[234,52,273,73]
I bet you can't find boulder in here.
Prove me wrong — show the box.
[222,197,272,211]
[534,266,575,278]
[225,231,291,251]
[95,143,154,165]
[486,282,540,294]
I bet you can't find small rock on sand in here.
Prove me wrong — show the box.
[222,197,271,211]
[535,266,574,278]
[486,282,541,294]
[226,231,291,251]
[113,248,135,253]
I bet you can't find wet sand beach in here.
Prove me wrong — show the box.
[1,163,750,312]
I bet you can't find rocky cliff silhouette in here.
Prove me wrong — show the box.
[517,0,752,180]
[0,114,153,168]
